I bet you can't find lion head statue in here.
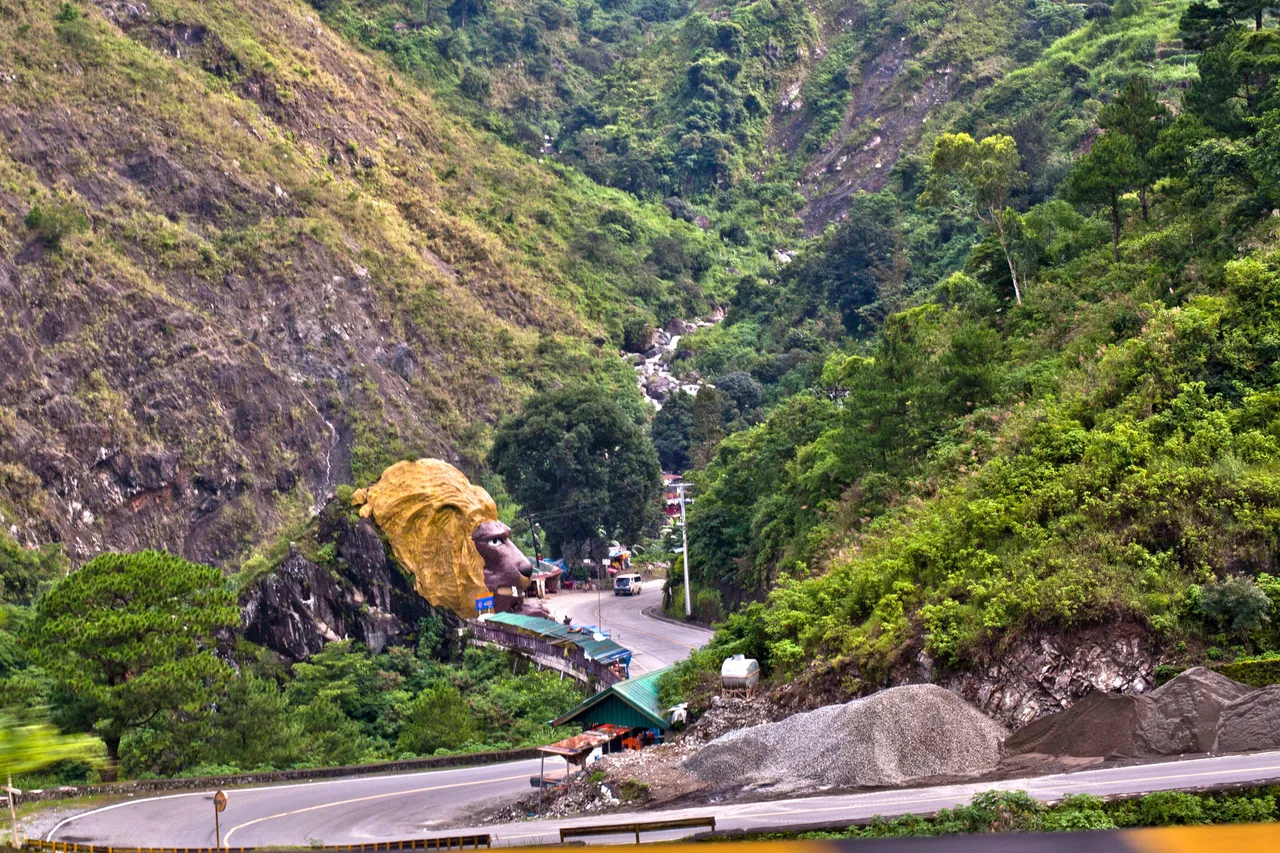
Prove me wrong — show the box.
[351,459,547,618]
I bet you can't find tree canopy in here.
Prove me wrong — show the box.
[489,385,662,562]
[920,133,1027,303]
[27,551,239,769]
[1065,131,1144,261]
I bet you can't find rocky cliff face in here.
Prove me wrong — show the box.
[0,0,708,567]
[929,625,1157,728]
[773,623,1159,729]
[240,505,450,661]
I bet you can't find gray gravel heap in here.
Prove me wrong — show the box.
[682,684,1008,790]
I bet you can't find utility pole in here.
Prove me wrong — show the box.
[596,528,607,635]
[678,482,692,618]
[526,512,542,569]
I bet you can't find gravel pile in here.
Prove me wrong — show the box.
[1004,667,1255,761]
[683,684,1008,790]
[680,696,779,745]
[1213,685,1280,753]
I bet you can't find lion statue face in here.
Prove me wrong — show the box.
[352,459,548,618]
[472,520,535,614]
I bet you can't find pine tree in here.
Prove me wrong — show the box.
[27,551,238,777]
[1098,77,1172,220]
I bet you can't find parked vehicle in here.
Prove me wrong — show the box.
[613,573,643,596]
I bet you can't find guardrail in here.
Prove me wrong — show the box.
[559,816,716,844]
[23,835,491,852]
[468,622,623,687]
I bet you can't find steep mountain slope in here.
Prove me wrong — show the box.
[663,2,1280,712]
[0,0,751,564]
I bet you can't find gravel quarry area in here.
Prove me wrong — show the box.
[483,667,1280,823]
[1002,667,1273,764]
[683,684,1009,791]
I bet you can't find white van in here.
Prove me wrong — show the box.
[613,573,643,596]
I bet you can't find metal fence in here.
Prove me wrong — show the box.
[22,835,490,852]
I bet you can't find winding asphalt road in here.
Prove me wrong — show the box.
[546,579,713,675]
[43,585,1280,847]
[45,579,709,848]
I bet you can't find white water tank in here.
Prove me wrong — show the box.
[720,654,760,690]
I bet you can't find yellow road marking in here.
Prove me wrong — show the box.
[221,774,527,846]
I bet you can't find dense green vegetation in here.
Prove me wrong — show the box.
[757,787,1280,839]
[490,385,663,563]
[13,0,1280,795]
[664,2,1280,699]
[0,544,583,782]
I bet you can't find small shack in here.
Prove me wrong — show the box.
[552,666,673,733]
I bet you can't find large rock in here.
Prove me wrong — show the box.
[1214,685,1280,753]
[240,504,443,660]
[1143,667,1252,754]
[664,318,696,337]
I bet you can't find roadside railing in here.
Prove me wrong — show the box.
[23,834,491,852]
[559,816,716,844]
[8,749,536,805]
[467,621,623,686]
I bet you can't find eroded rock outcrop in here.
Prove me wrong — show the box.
[772,624,1159,728]
[933,625,1157,727]
[240,504,444,661]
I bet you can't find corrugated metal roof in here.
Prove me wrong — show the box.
[551,667,672,731]
[481,612,632,666]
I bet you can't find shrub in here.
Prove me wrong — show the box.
[664,197,698,222]
[1128,791,1208,827]
[619,778,650,801]
[1043,794,1115,831]
[1197,576,1272,636]
[24,203,87,249]
[1207,794,1275,823]
[1217,657,1280,687]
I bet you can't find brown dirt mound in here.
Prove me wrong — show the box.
[1213,685,1280,753]
[1003,668,1255,761]
[1003,691,1154,759]
[1144,667,1253,754]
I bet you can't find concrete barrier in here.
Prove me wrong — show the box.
[559,816,716,844]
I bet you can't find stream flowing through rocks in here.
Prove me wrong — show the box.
[627,309,724,409]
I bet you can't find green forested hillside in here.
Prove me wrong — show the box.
[665,1,1280,700]
[9,0,1280,782]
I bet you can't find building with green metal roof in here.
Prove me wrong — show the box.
[481,611,633,669]
[551,666,673,732]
